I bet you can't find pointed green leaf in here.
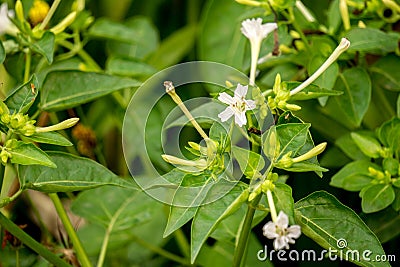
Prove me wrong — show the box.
[362,208,400,243]
[18,152,137,192]
[325,68,371,128]
[0,41,5,64]
[106,57,156,77]
[10,141,56,168]
[191,183,247,263]
[361,184,395,213]
[336,133,369,161]
[5,74,39,114]
[377,117,400,153]
[21,131,73,146]
[295,191,390,267]
[271,183,295,224]
[40,71,141,111]
[276,123,310,160]
[370,54,400,91]
[29,31,55,64]
[351,132,383,158]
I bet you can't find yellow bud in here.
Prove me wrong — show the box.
[235,0,262,7]
[29,0,50,26]
[36,118,79,133]
[292,142,327,163]
[15,0,25,23]
[225,80,234,88]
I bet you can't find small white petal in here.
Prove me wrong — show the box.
[287,225,301,239]
[234,111,247,127]
[218,107,234,122]
[276,211,289,229]
[274,236,289,250]
[245,99,256,110]
[261,22,278,38]
[218,92,235,105]
[262,222,279,239]
[234,83,248,98]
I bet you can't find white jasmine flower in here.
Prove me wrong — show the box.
[241,18,277,85]
[0,3,17,36]
[218,83,256,127]
[262,211,301,250]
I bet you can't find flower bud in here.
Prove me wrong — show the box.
[292,142,327,163]
[15,0,24,23]
[29,0,50,25]
[1,114,10,124]
[9,113,26,129]
[35,118,79,133]
[277,152,294,168]
[50,11,77,34]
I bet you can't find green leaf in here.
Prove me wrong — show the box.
[72,185,155,229]
[10,141,56,168]
[327,0,341,34]
[350,132,382,158]
[18,152,136,192]
[232,146,265,179]
[370,54,400,91]
[147,24,197,69]
[286,82,342,101]
[295,191,390,267]
[29,31,55,64]
[325,68,371,128]
[0,41,5,64]
[377,117,400,154]
[106,57,156,78]
[191,183,247,263]
[271,183,295,224]
[5,74,39,114]
[89,17,159,60]
[40,71,141,111]
[397,94,400,118]
[275,123,311,160]
[346,28,399,54]
[361,184,395,213]
[21,132,72,146]
[330,160,377,191]
[336,133,369,161]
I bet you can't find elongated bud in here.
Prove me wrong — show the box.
[162,154,198,167]
[339,0,351,31]
[295,1,316,22]
[36,118,79,133]
[290,38,350,96]
[235,0,262,7]
[15,1,24,22]
[292,142,327,163]
[50,11,77,34]
[164,81,209,140]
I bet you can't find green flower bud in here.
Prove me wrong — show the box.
[292,142,327,163]
[269,0,296,10]
[50,11,77,34]
[21,123,36,136]
[248,185,262,202]
[1,114,10,124]
[15,0,25,23]
[351,132,383,159]
[9,113,26,129]
[36,118,79,133]
[261,179,275,193]
[277,152,293,168]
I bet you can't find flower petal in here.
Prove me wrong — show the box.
[276,211,289,229]
[261,22,278,38]
[245,99,256,110]
[235,83,248,98]
[262,222,279,239]
[234,111,247,127]
[218,92,235,105]
[218,107,234,122]
[287,225,301,239]
[274,236,289,250]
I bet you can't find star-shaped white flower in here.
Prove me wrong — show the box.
[0,3,17,36]
[218,84,256,127]
[262,211,301,250]
[241,18,277,43]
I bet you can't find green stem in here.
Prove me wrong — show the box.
[16,249,20,267]
[49,193,92,267]
[174,228,190,258]
[0,212,72,267]
[39,0,61,30]
[48,113,78,155]
[233,194,262,267]
[57,40,102,71]
[23,49,32,83]
[130,234,192,266]
[266,190,277,222]
[0,188,23,208]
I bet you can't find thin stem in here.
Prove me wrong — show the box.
[0,188,23,208]
[57,40,102,71]
[174,228,190,258]
[284,8,311,52]
[23,49,32,83]
[39,0,61,30]
[266,189,277,222]
[233,194,262,267]
[0,212,72,267]
[49,193,92,267]
[16,249,20,267]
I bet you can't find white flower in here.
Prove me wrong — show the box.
[218,83,256,127]
[0,3,17,36]
[240,18,277,85]
[262,211,301,250]
[241,18,277,43]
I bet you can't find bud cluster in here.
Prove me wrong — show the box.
[0,106,36,136]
